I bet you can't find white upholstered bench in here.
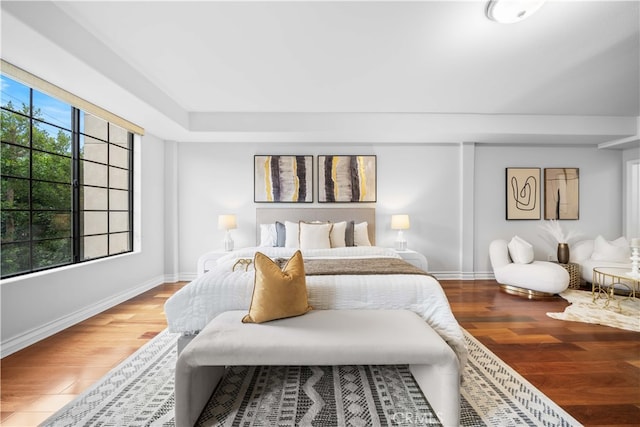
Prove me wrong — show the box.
[175,309,460,427]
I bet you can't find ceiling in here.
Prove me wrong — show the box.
[1,0,639,147]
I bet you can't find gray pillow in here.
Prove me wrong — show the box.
[345,221,355,247]
[275,221,286,247]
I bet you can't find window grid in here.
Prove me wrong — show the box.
[1,75,133,278]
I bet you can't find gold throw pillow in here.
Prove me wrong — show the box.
[242,250,312,323]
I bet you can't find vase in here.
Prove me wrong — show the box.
[557,243,570,264]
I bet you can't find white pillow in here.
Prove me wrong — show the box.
[259,223,277,247]
[330,221,347,248]
[591,235,630,262]
[353,222,372,247]
[284,221,300,248]
[299,222,332,249]
[569,240,594,263]
[507,235,534,264]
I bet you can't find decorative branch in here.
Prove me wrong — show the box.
[539,219,582,248]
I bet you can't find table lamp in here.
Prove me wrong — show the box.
[391,214,410,251]
[630,237,640,277]
[218,214,237,251]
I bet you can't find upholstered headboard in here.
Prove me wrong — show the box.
[256,207,376,245]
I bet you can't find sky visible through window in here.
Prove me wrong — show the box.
[1,75,72,130]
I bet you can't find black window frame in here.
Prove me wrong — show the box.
[1,75,134,279]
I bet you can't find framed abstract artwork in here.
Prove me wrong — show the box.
[544,168,579,219]
[318,155,376,203]
[254,155,313,203]
[506,167,541,220]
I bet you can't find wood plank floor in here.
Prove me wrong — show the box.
[446,280,640,427]
[0,282,185,427]
[1,280,639,426]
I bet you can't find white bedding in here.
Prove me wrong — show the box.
[164,246,468,367]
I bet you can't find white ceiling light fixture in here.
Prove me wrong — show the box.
[486,0,547,24]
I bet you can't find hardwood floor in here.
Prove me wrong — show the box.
[0,282,186,427]
[446,280,640,427]
[1,280,638,426]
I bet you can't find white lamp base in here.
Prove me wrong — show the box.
[395,230,407,251]
[223,231,234,252]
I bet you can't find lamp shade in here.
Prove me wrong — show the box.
[391,214,410,230]
[218,214,237,230]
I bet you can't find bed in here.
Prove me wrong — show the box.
[164,207,468,368]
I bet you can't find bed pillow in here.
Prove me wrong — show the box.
[299,222,333,249]
[345,220,355,246]
[275,221,286,247]
[591,235,630,262]
[330,221,347,248]
[507,236,534,264]
[259,223,277,247]
[353,222,371,246]
[284,221,300,248]
[242,250,312,324]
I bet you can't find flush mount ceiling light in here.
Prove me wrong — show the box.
[486,0,546,24]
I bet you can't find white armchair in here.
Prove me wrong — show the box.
[490,239,569,298]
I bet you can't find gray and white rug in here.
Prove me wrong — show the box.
[41,329,580,427]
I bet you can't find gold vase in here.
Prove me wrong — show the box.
[557,243,570,264]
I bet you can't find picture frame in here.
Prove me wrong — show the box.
[544,168,579,219]
[318,155,377,203]
[506,167,541,220]
[254,155,313,203]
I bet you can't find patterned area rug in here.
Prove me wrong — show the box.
[547,289,640,332]
[41,329,580,427]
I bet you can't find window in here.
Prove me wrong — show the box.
[1,74,134,278]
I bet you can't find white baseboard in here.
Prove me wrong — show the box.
[163,273,181,283]
[1,275,165,358]
[1,270,499,357]
[431,271,484,280]
[178,272,197,282]
[459,271,479,280]
[473,271,497,280]
[163,273,197,283]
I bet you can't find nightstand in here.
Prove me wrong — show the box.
[197,250,229,276]
[557,262,581,289]
[395,249,429,271]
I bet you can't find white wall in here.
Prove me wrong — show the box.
[1,1,634,356]
[1,136,631,356]
[474,145,625,274]
[170,142,628,280]
[0,134,167,357]
[171,142,463,278]
[622,146,640,239]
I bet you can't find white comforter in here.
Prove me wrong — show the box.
[164,246,468,367]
